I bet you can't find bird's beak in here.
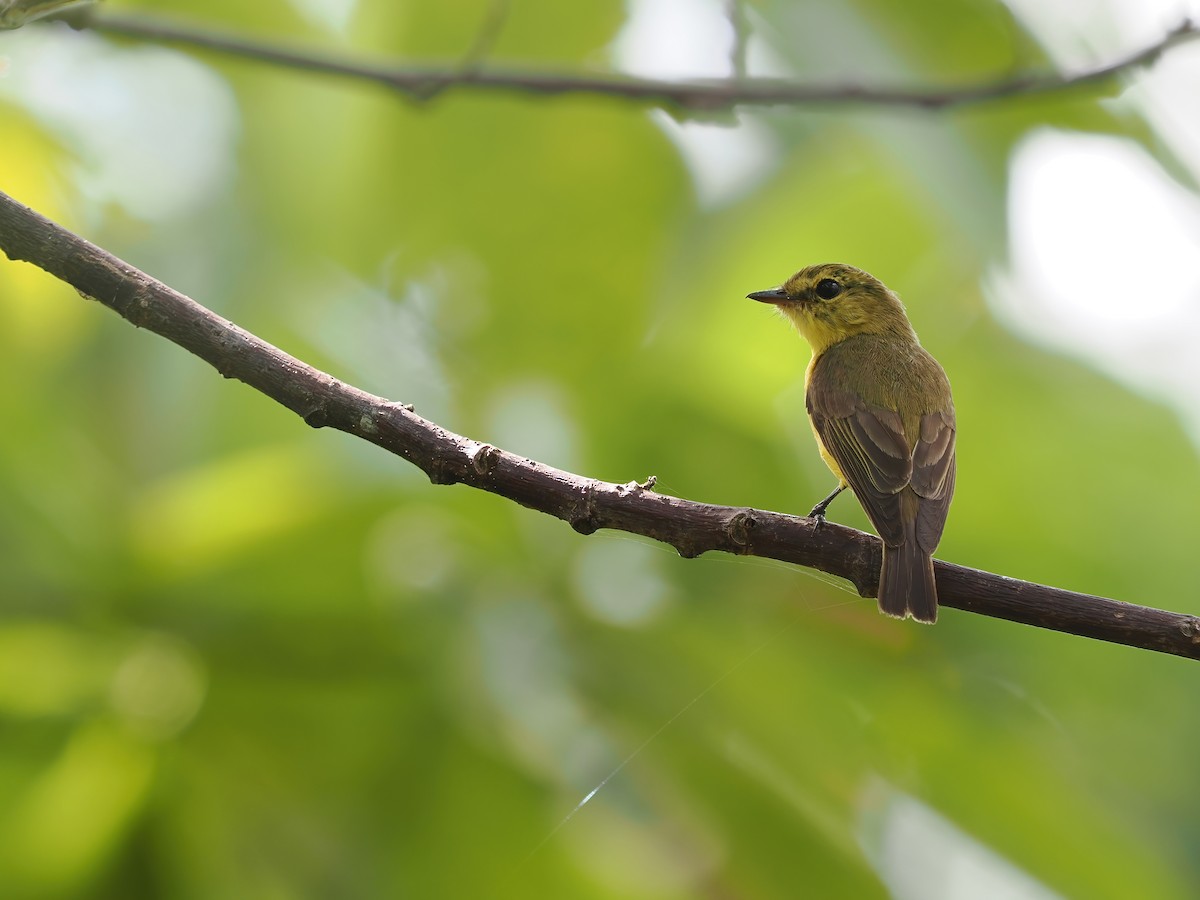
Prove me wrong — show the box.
[747,288,789,304]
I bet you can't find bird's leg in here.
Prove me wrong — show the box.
[808,484,845,525]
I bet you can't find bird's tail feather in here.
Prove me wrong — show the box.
[878,540,938,624]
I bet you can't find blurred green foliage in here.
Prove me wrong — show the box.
[2,1,1199,897]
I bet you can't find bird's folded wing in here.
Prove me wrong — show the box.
[911,409,956,551]
[811,403,912,546]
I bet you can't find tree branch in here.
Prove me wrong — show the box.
[2,189,1198,659]
[73,11,1199,112]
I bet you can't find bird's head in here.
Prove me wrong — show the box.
[747,263,915,355]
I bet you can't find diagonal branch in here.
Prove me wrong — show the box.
[1,187,1198,660]
[73,11,1199,112]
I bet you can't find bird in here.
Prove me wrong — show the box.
[748,263,955,623]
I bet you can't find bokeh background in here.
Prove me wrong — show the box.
[3,0,1200,897]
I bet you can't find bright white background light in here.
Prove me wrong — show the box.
[612,0,782,207]
[994,0,1200,439]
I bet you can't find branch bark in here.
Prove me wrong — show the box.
[75,12,1199,112]
[2,189,1198,659]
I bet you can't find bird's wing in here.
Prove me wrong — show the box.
[808,382,912,546]
[911,409,956,552]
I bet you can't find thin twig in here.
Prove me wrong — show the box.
[460,0,510,74]
[413,0,511,101]
[1,187,1198,659]
[74,11,1199,111]
[725,0,748,81]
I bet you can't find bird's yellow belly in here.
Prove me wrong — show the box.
[810,419,847,486]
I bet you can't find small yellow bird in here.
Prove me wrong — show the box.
[748,264,955,623]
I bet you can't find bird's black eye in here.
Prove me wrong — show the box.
[815,278,842,300]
